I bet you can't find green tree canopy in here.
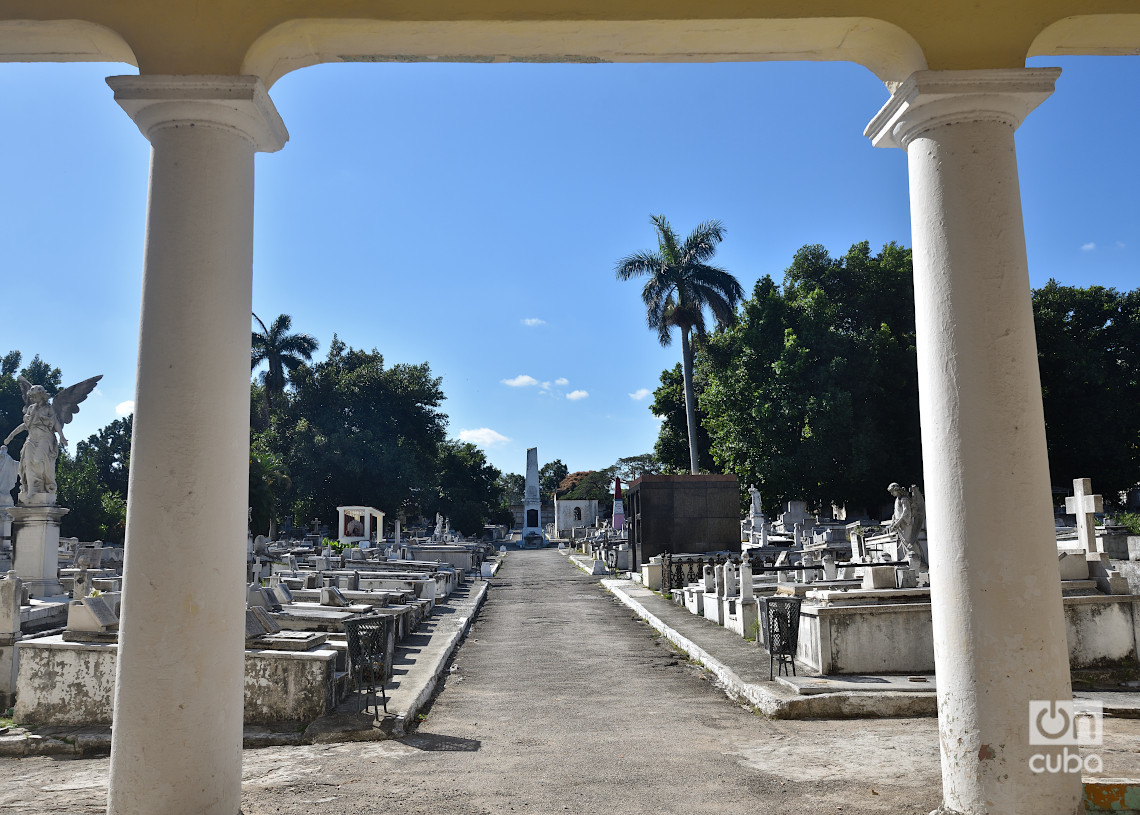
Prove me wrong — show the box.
[1033,281,1140,500]
[539,459,568,498]
[432,440,507,536]
[685,241,922,514]
[609,453,662,482]
[264,336,447,527]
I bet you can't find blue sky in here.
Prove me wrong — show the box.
[0,56,1136,477]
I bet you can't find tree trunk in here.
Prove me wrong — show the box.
[680,327,700,475]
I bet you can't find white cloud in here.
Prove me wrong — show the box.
[115,400,134,416]
[629,388,651,401]
[554,377,569,386]
[566,390,589,401]
[501,374,539,387]
[541,381,552,390]
[1081,242,1096,252]
[522,318,546,327]
[459,427,510,447]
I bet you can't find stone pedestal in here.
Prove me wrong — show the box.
[10,504,68,598]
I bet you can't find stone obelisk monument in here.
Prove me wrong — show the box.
[521,447,543,546]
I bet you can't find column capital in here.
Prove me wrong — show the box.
[106,75,288,153]
[864,68,1060,150]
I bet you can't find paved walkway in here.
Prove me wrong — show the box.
[2,549,1138,814]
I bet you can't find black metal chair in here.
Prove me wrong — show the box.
[343,615,391,714]
[762,597,803,680]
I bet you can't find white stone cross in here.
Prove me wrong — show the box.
[1064,477,1103,554]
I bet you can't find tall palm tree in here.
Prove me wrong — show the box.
[616,215,743,475]
[251,313,319,408]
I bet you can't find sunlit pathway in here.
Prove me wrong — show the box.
[0,550,987,814]
[7,550,1140,813]
[240,549,943,815]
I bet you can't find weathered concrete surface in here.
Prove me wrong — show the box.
[13,636,339,727]
[0,579,489,755]
[1,550,1138,815]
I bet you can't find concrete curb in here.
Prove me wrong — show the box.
[392,580,489,737]
[599,577,936,720]
[304,580,489,743]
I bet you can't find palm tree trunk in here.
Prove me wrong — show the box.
[680,327,700,475]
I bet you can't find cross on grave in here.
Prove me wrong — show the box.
[1065,477,1104,554]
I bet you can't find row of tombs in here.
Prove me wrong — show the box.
[619,477,1140,679]
[0,519,497,727]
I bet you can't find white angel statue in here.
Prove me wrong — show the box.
[4,374,102,504]
[887,482,927,571]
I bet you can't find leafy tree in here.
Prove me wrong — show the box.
[20,355,62,395]
[695,241,921,514]
[539,459,568,498]
[249,443,290,538]
[650,363,716,473]
[265,336,447,528]
[250,313,319,413]
[57,451,115,541]
[74,416,132,499]
[609,453,662,483]
[432,440,506,536]
[56,427,129,543]
[616,215,743,474]
[1033,281,1140,501]
[496,472,525,505]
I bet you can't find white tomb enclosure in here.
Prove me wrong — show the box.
[793,587,1140,676]
[553,497,598,539]
[337,505,384,548]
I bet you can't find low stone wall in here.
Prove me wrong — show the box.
[14,636,338,726]
[1064,596,1140,666]
[798,602,936,675]
[796,595,1140,675]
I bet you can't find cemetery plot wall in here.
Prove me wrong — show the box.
[14,636,338,726]
[795,596,1140,675]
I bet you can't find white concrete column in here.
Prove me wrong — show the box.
[105,76,287,815]
[867,69,1076,815]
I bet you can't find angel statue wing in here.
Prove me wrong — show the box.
[52,374,103,427]
[16,375,33,405]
